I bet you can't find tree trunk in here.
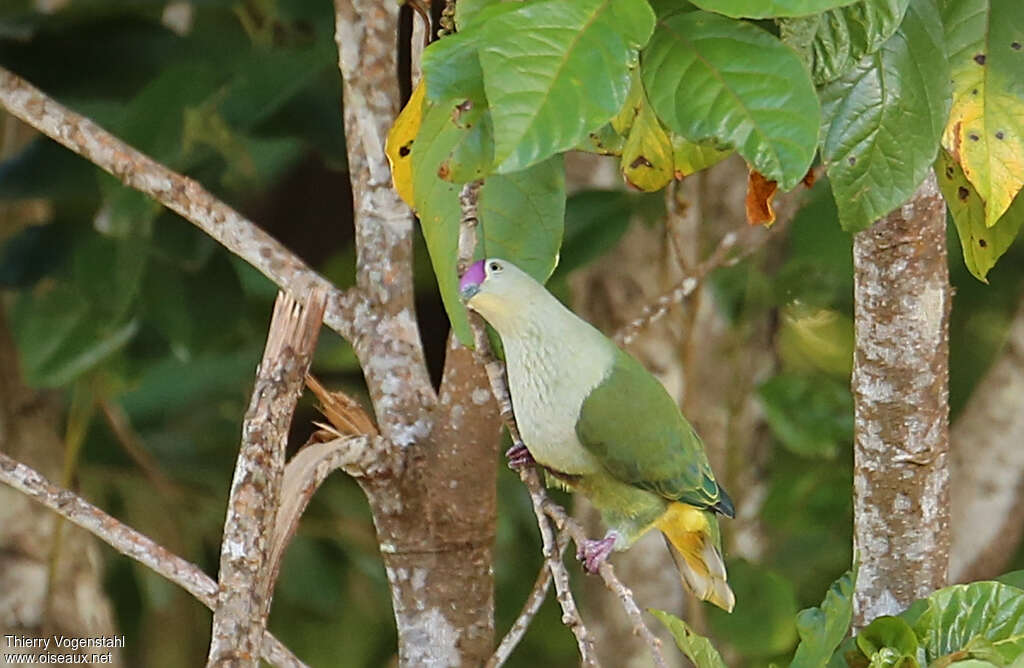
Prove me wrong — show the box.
[332,2,504,664]
[851,174,951,628]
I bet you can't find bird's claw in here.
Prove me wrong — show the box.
[505,444,534,470]
[577,534,616,574]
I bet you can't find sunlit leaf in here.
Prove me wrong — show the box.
[479,0,655,172]
[642,11,820,190]
[790,567,856,668]
[780,0,911,84]
[819,0,950,231]
[936,148,1024,282]
[621,92,674,191]
[651,609,728,668]
[909,582,1024,664]
[690,0,858,18]
[856,616,920,668]
[940,0,1024,227]
[671,134,733,178]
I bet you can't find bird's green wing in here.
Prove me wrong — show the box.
[575,347,726,511]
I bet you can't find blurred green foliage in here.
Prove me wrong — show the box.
[2,1,1024,667]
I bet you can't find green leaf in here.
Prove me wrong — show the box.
[455,0,504,30]
[996,571,1024,590]
[671,134,733,177]
[642,11,820,190]
[856,617,920,667]
[940,0,1024,227]
[910,582,1024,664]
[422,30,488,105]
[707,560,799,657]
[780,0,911,84]
[819,0,951,231]
[651,609,728,668]
[936,148,1024,282]
[690,0,859,19]
[412,99,567,344]
[758,373,853,458]
[477,154,566,282]
[554,190,638,277]
[411,99,468,340]
[11,284,139,388]
[479,0,655,173]
[791,567,857,668]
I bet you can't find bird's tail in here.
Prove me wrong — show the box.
[656,502,735,612]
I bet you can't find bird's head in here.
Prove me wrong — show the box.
[458,258,543,328]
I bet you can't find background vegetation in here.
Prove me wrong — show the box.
[1,0,1023,666]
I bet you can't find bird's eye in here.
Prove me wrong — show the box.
[489,262,501,272]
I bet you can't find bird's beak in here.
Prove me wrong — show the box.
[459,259,486,302]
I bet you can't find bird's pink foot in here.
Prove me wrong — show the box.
[505,444,534,470]
[577,533,618,574]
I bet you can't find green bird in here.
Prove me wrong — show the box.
[460,258,735,611]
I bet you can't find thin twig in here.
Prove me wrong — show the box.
[486,531,567,668]
[613,227,773,347]
[457,181,599,666]
[542,500,669,668]
[0,452,306,668]
[208,290,327,667]
[0,66,361,343]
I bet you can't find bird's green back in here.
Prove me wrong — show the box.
[575,347,723,509]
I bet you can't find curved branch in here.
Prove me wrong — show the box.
[0,66,361,343]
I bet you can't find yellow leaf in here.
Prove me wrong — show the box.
[620,93,673,192]
[386,80,426,208]
[671,134,732,179]
[936,148,1024,282]
[941,11,1024,227]
[611,70,643,136]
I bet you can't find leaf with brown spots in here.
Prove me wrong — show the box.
[620,89,673,191]
[746,168,778,226]
[936,148,1024,282]
[940,0,1024,226]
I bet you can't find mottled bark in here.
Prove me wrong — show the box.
[851,174,951,628]
[332,2,503,664]
[208,291,325,668]
[0,312,121,666]
[950,296,1024,582]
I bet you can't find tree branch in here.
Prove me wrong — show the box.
[333,0,435,445]
[613,225,773,347]
[0,453,306,668]
[0,66,360,343]
[208,290,326,667]
[485,532,565,668]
